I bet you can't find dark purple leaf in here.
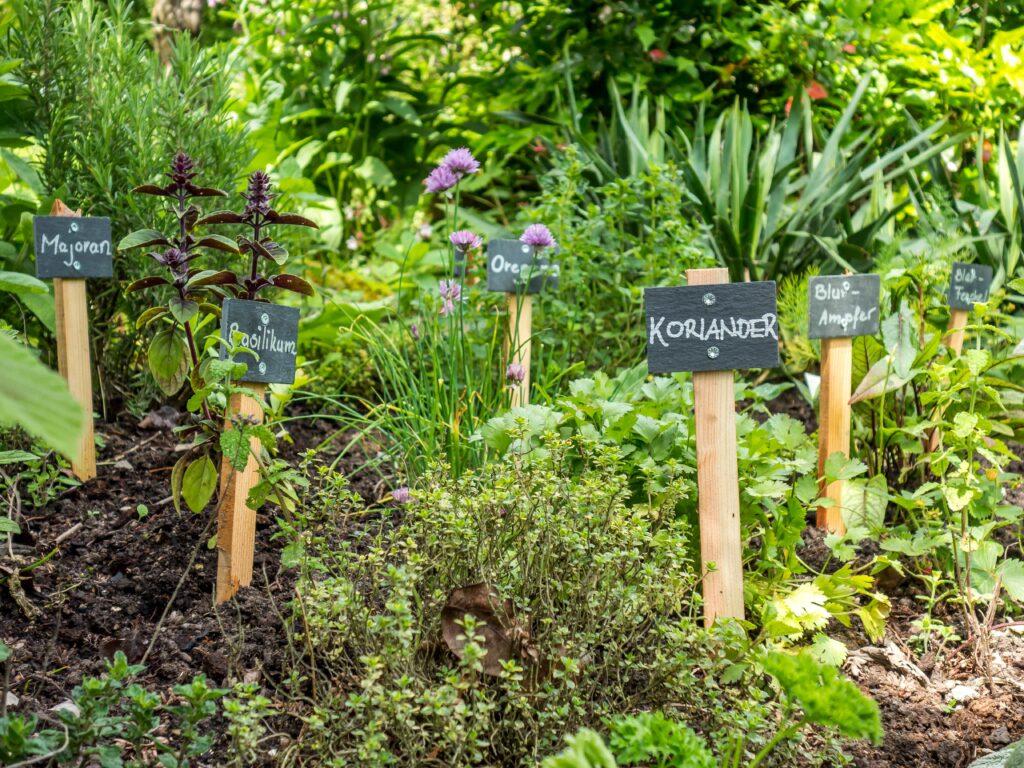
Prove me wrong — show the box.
[132,183,174,196]
[266,210,319,229]
[196,210,246,225]
[270,273,315,296]
[184,183,228,197]
[126,276,170,293]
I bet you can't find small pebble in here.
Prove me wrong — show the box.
[946,684,980,705]
[5,691,19,708]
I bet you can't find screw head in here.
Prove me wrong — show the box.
[521,244,530,254]
[707,346,720,359]
[69,222,79,233]
[260,312,270,325]
[702,292,716,306]
[258,361,267,373]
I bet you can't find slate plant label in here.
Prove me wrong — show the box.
[220,298,299,384]
[948,261,993,310]
[807,274,881,339]
[33,216,114,279]
[486,238,560,294]
[645,282,780,374]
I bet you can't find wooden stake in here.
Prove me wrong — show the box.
[507,293,532,407]
[816,337,853,534]
[926,309,969,453]
[686,267,745,626]
[216,383,265,603]
[50,200,96,481]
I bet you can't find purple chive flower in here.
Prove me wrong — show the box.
[423,165,458,194]
[520,224,557,250]
[441,147,480,178]
[506,362,526,384]
[392,486,411,504]
[410,322,420,341]
[449,230,482,252]
[438,279,463,316]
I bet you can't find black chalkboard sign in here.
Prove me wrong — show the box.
[486,239,559,294]
[220,299,299,385]
[33,216,113,279]
[645,282,779,373]
[807,274,880,339]
[948,262,993,310]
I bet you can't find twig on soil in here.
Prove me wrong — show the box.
[140,506,217,668]
[99,432,163,465]
[53,523,83,547]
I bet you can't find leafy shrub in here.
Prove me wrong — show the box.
[541,652,881,767]
[0,651,225,767]
[281,435,784,766]
[1,0,249,409]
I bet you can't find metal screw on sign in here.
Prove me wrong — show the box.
[703,292,716,306]
[707,346,720,359]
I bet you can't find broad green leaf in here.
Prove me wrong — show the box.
[0,270,46,294]
[850,354,912,403]
[998,558,1024,602]
[168,296,199,325]
[148,327,189,395]
[841,474,888,531]
[809,633,848,667]
[0,334,85,459]
[118,228,167,250]
[181,455,217,513]
[0,515,20,534]
[881,301,916,379]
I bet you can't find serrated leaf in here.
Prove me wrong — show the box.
[220,429,250,473]
[998,558,1024,602]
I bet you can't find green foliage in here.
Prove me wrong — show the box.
[0,332,84,459]
[0,651,225,767]
[762,651,882,744]
[675,80,954,281]
[542,729,617,768]
[607,713,716,768]
[0,0,249,406]
[281,437,785,766]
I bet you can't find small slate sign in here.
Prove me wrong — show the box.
[948,261,993,310]
[486,239,559,294]
[807,274,880,339]
[33,216,113,279]
[645,282,779,374]
[220,299,299,385]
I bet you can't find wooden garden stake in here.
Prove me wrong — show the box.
[927,262,992,452]
[816,337,852,533]
[686,268,745,625]
[646,270,780,626]
[216,383,265,604]
[36,200,116,481]
[507,293,532,407]
[808,274,880,535]
[214,299,299,603]
[486,239,559,408]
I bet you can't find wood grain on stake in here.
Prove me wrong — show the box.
[216,384,265,603]
[507,293,532,407]
[51,200,96,481]
[686,267,745,625]
[817,337,852,533]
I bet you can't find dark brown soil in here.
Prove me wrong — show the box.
[1,411,386,762]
